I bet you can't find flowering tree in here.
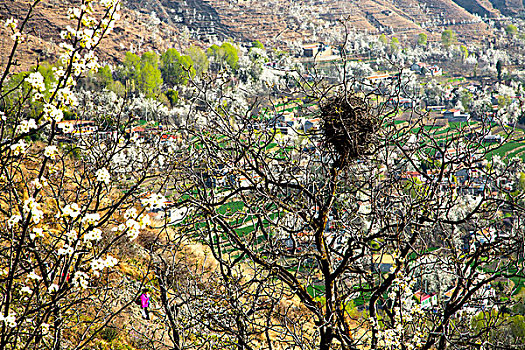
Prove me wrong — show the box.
[0,1,173,348]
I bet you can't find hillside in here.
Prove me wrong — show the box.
[0,0,190,72]
[0,0,515,72]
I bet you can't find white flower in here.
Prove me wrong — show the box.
[41,323,50,334]
[91,255,118,275]
[31,177,48,190]
[105,254,118,268]
[65,229,78,240]
[30,227,44,240]
[3,18,18,30]
[23,198,44,224]
[68,7,82,20]
[20,286,32,294]
[16,119,38,134]
[25,72,46,93]
[100,0,120,8]
[26,270,42,281]
[83,228,102,242]
[10,140,28,155]
[95,168,110,184]
[141,193,166,211]
[0,313,17,328]
[7,215,22,228]
[82,213,100,225]
[61,203,81,218]
[10,32,23,42]
[139,214,151,229]
[125,219,141,240]
[42,104,64,122]
[56,87,78,107]
[72,271,89,289]
[57,122,74,133]
[57,244,74,255]
[44,145,59,160]
[48,284,59,293]
[124,208,137,220]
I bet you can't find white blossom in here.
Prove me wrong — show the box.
[57,244,75,255]
[0,313,17,328]
[82,213,100,225]
[25,72,46,93]
[42,104,64,122]
[23,197,44,224]
[48,284,59,293]
[83,228,102,242]
[16,119,38,134]
[61,203,81,218]
[95,168,110,184]
[7,215,22,228]
[20,286,32,294]
[30,227,44,240]
[26,270,42,281]
[141,193,166,211]
[72,271,89,289]
[10,140,28,155]
[125,219,141,240]
[3,18,18,31]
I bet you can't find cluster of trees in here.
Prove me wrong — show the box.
[90,42,241,101]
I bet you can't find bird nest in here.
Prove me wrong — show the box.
[321,94,379,168]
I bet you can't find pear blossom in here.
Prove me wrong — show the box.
[30,177,48,190]
[82,213,100,225]
[26,270,42,281]
[3,18,18,30]
[7,215,22,228]
[83,228,102,242]
[10,140,28,155]
[141,193,166,211]
[0,313,17,328]
[57,244,75,255]
[30,227,44,240]
[48,284,59,293]
[41,323,50,334]
[56,87,78,107]
[44,145,59,159]
[95,168,110,184]
[139,213,151,228]
[124,207,137,220]
[42,104,64,122]
[65,229,78,240]
[62,203,81,218]
[125,219,141,240]
[25,72,46,93]
[17,119,38,134]
[72,271,89,289]
[23,197,44,224]
[20,286,32,294]
[91,255,118,276]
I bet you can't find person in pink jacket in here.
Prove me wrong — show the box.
[140,288,151,320]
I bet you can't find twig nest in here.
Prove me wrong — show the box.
[321,94,378,168]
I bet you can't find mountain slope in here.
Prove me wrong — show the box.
[0,0,508,73]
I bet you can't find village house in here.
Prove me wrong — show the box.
[414,291,438,309]
[442,109,470,122]
[410,62,442,76]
